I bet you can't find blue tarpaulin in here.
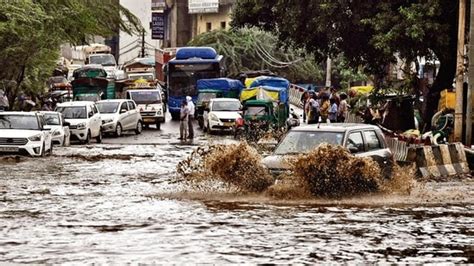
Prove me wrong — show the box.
[249,76,290,89]
[197,78,245,92]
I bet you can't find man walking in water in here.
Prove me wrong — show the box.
[186,96,195,139]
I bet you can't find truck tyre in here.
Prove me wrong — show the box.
[156,122,161,130]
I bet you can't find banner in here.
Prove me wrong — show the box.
[188,0,219,14]
[151,12,165,40]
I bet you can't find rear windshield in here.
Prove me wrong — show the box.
[0,115,39,130]
[97,102,119,114]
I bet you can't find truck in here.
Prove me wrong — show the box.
[195,78,244,129]
[71,65,112,102]
[123,79,165,130]
[164,47,225,120]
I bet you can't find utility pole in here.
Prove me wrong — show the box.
[454,0,466,142]
[325,57,332,88]
[466,0,474,146]
[141,29,146,58]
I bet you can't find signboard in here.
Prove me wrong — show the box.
[151,0,166,10]
[188,0,219,14]
[151,12,165,40]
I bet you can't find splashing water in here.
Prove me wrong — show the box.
[177,142,418,199]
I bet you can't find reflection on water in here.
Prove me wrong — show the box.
[0,145,472,263]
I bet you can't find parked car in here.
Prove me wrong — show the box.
[55,101,102,144]
[41,111,71,146]
[0,112,53,156]
[262,124,393,177]
[96,99,143,137]
[203,98,242,133]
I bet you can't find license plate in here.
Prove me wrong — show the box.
[144,118,155,123]
[223,122,233,127]
[0,147,19,152]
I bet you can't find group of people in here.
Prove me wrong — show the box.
[179,96,195,140]
[302,88,349,124]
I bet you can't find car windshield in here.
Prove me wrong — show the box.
[245,106,268,116]
[0,115,39,130]
[129,91,161,104]
[197,93,217,104]
[56,106,87,119]
[89,54,116,66]
[274,131,344,155]
[212,101,240,112]
[97,102,119,114]
[43,113,61,125]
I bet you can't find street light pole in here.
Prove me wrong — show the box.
[466,0,474,146]
[454,0,467,142]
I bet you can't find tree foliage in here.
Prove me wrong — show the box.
[0,0,142,106]
[232,0,459,121]
[188,28,323,83]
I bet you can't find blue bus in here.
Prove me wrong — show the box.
[166,47,224,120]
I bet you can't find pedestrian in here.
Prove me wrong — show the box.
[338,93,349,122]
[307,94,320,124]
[328,98,338,123]
[186,96,195,139]
[0,90,9,111]
[179,100,188,140]
[330,87,340,106]
[320,94,330,123]
[301,91,310,123]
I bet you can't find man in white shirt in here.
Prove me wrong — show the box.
[186,96,195,139]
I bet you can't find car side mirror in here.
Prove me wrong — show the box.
[204,107,210,112]
[120,109,127,114]
[348,145,359,154]
[63,121,70,127]
[88,112,94,118]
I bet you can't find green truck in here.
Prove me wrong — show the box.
[72,65,115,101]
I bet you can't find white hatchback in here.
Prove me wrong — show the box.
[55,101,102,144]
[41,111,71,146]
[96,99,143,137]
[0,112,53,156]
[203,98,242,133]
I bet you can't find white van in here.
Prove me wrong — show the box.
[55,101,102,144]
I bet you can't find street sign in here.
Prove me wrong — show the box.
[151,12,165,40]
[151,0,166,10]
[188,0,219,14]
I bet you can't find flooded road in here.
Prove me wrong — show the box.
[0,122,473,263]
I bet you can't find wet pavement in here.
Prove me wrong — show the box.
[0,117,473,263]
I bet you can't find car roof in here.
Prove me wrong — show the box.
[210,98,240,102]
[56,101,94,106]
[0,111,37,116]
[39,111,61,115]
[97,99,129,103]
[291,123,381,133]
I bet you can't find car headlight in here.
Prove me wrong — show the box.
[156,110,162,116]
[209,113,219,122]
[76,122,86,130]
[28,134,42,142]
[53,130,61,136]
[103,118,114,124]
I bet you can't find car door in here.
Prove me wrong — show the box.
[118,101,130,130]
[127,101,139,128]
[90,104,101,137]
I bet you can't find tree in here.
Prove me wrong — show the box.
[188,28,324,83]
[0,0,142,107]
[232,0,459,124]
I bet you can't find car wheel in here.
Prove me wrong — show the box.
[96,129,103,143]
[156,122,161,130]
[83,131,91,145]
[135,121,143,135]
[48,141,53,156]
[40,143,46,157]
[115,123,122,137]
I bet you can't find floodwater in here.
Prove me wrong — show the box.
[0,143,473,263]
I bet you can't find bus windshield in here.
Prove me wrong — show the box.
[168,63,220,97]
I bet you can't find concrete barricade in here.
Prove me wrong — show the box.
[385,137,411,162]
[406,143,470,178]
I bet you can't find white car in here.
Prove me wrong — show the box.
[126,89,165,130]
[204,98,242,133]
[96,99,143,137]
[55,101,102,144]
[41,111,71,146]
[0,112,53,156]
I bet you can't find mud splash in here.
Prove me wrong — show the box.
[178,142,416,199]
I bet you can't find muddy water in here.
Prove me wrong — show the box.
[0,144,473,263]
